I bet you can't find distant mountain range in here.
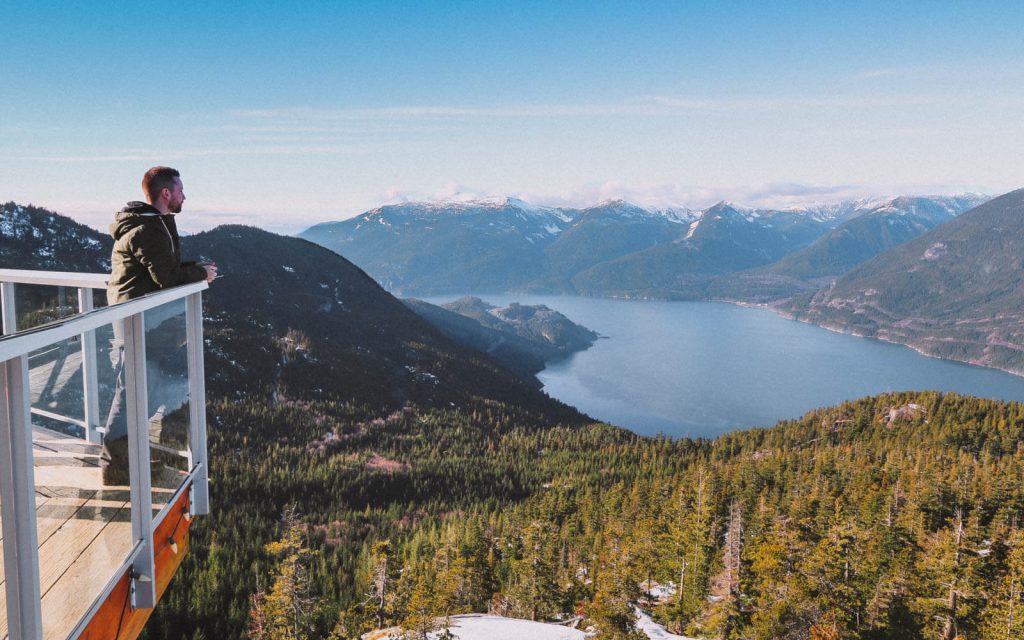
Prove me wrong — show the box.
[299,194,988,299]
[295,190,1024,377]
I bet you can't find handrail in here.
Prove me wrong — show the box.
[0,268,109,289]
[0,279,207,361]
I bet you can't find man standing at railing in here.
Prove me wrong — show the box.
[102,166,218,484]
[107,166,217,301]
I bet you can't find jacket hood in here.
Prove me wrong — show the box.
[110,201,165,240]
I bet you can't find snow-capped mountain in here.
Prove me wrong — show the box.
[301,198,578,294]
[757,192,995,278]
[298,194,989,298]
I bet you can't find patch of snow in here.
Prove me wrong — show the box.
[645,582,677,600]
[652,207,696,224]
[634,607,699,640]
[544,224,561,235]
[424,614,587,640]
[684,219,701,240]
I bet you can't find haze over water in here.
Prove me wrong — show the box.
[429,295,1024,439]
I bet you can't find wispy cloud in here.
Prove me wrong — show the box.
[372,180,982,213]
[848,63,1001,82]
[20,144,363,163]
[226,92,965,123]
[514,182,872,210]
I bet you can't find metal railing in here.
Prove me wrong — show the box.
[0,269,210,639]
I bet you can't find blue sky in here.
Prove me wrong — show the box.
[2,1,1023,233]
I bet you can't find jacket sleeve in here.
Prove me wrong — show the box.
[130,227,207,289]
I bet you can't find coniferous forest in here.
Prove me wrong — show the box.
[145,381,1024,639]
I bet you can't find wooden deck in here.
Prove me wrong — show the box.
[0,427,183,640]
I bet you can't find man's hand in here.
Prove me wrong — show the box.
[203,262,219,283]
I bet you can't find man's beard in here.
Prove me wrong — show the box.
[170,201,183,214]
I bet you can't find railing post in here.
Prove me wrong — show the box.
[123,313,156,609]
[0,355,44,639]
[186,292,210,515]
[1,281,16,334]
[78,288,101,444]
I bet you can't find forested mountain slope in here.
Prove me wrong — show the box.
[1,201,112,272]
[181,226,581,414]
[786,187,1024,375]
[403,296,599,382]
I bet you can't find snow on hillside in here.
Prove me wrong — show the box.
[398,614,585,640]
[364,610,703,640]
[633,607,700,640]
[362,615,584,639]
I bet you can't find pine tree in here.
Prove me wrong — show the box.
[360,540,397,629]
[982,530,1024,639]
[588,535,645,640]
[249,506,319,640]
[401,563,439,640]
[506,521,560,621]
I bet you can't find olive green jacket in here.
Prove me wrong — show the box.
[107,202,207,304]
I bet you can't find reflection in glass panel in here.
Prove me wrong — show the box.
[144,299,191,513]
[33,392,133,639]
[27,336,85,440]
[13,283,81,331]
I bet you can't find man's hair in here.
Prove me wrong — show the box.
[142,166,181,203]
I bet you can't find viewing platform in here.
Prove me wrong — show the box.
[0,270,210,640]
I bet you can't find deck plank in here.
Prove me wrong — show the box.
[39,515,134,640]
[1,427,189,639]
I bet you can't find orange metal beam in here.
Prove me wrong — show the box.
[78,485,194,640]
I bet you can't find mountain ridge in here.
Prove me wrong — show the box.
[299,194,987,298]
[785,187,1024,374]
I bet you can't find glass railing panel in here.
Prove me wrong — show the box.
[13,284,81,332]
[32,382,133,640]
[144,299,191,516]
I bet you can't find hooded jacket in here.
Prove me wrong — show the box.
[107,201,207,304]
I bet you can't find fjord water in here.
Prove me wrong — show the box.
[429,295,1024,439]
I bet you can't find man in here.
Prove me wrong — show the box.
[102,166,217,484]
[108,166,217,302]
